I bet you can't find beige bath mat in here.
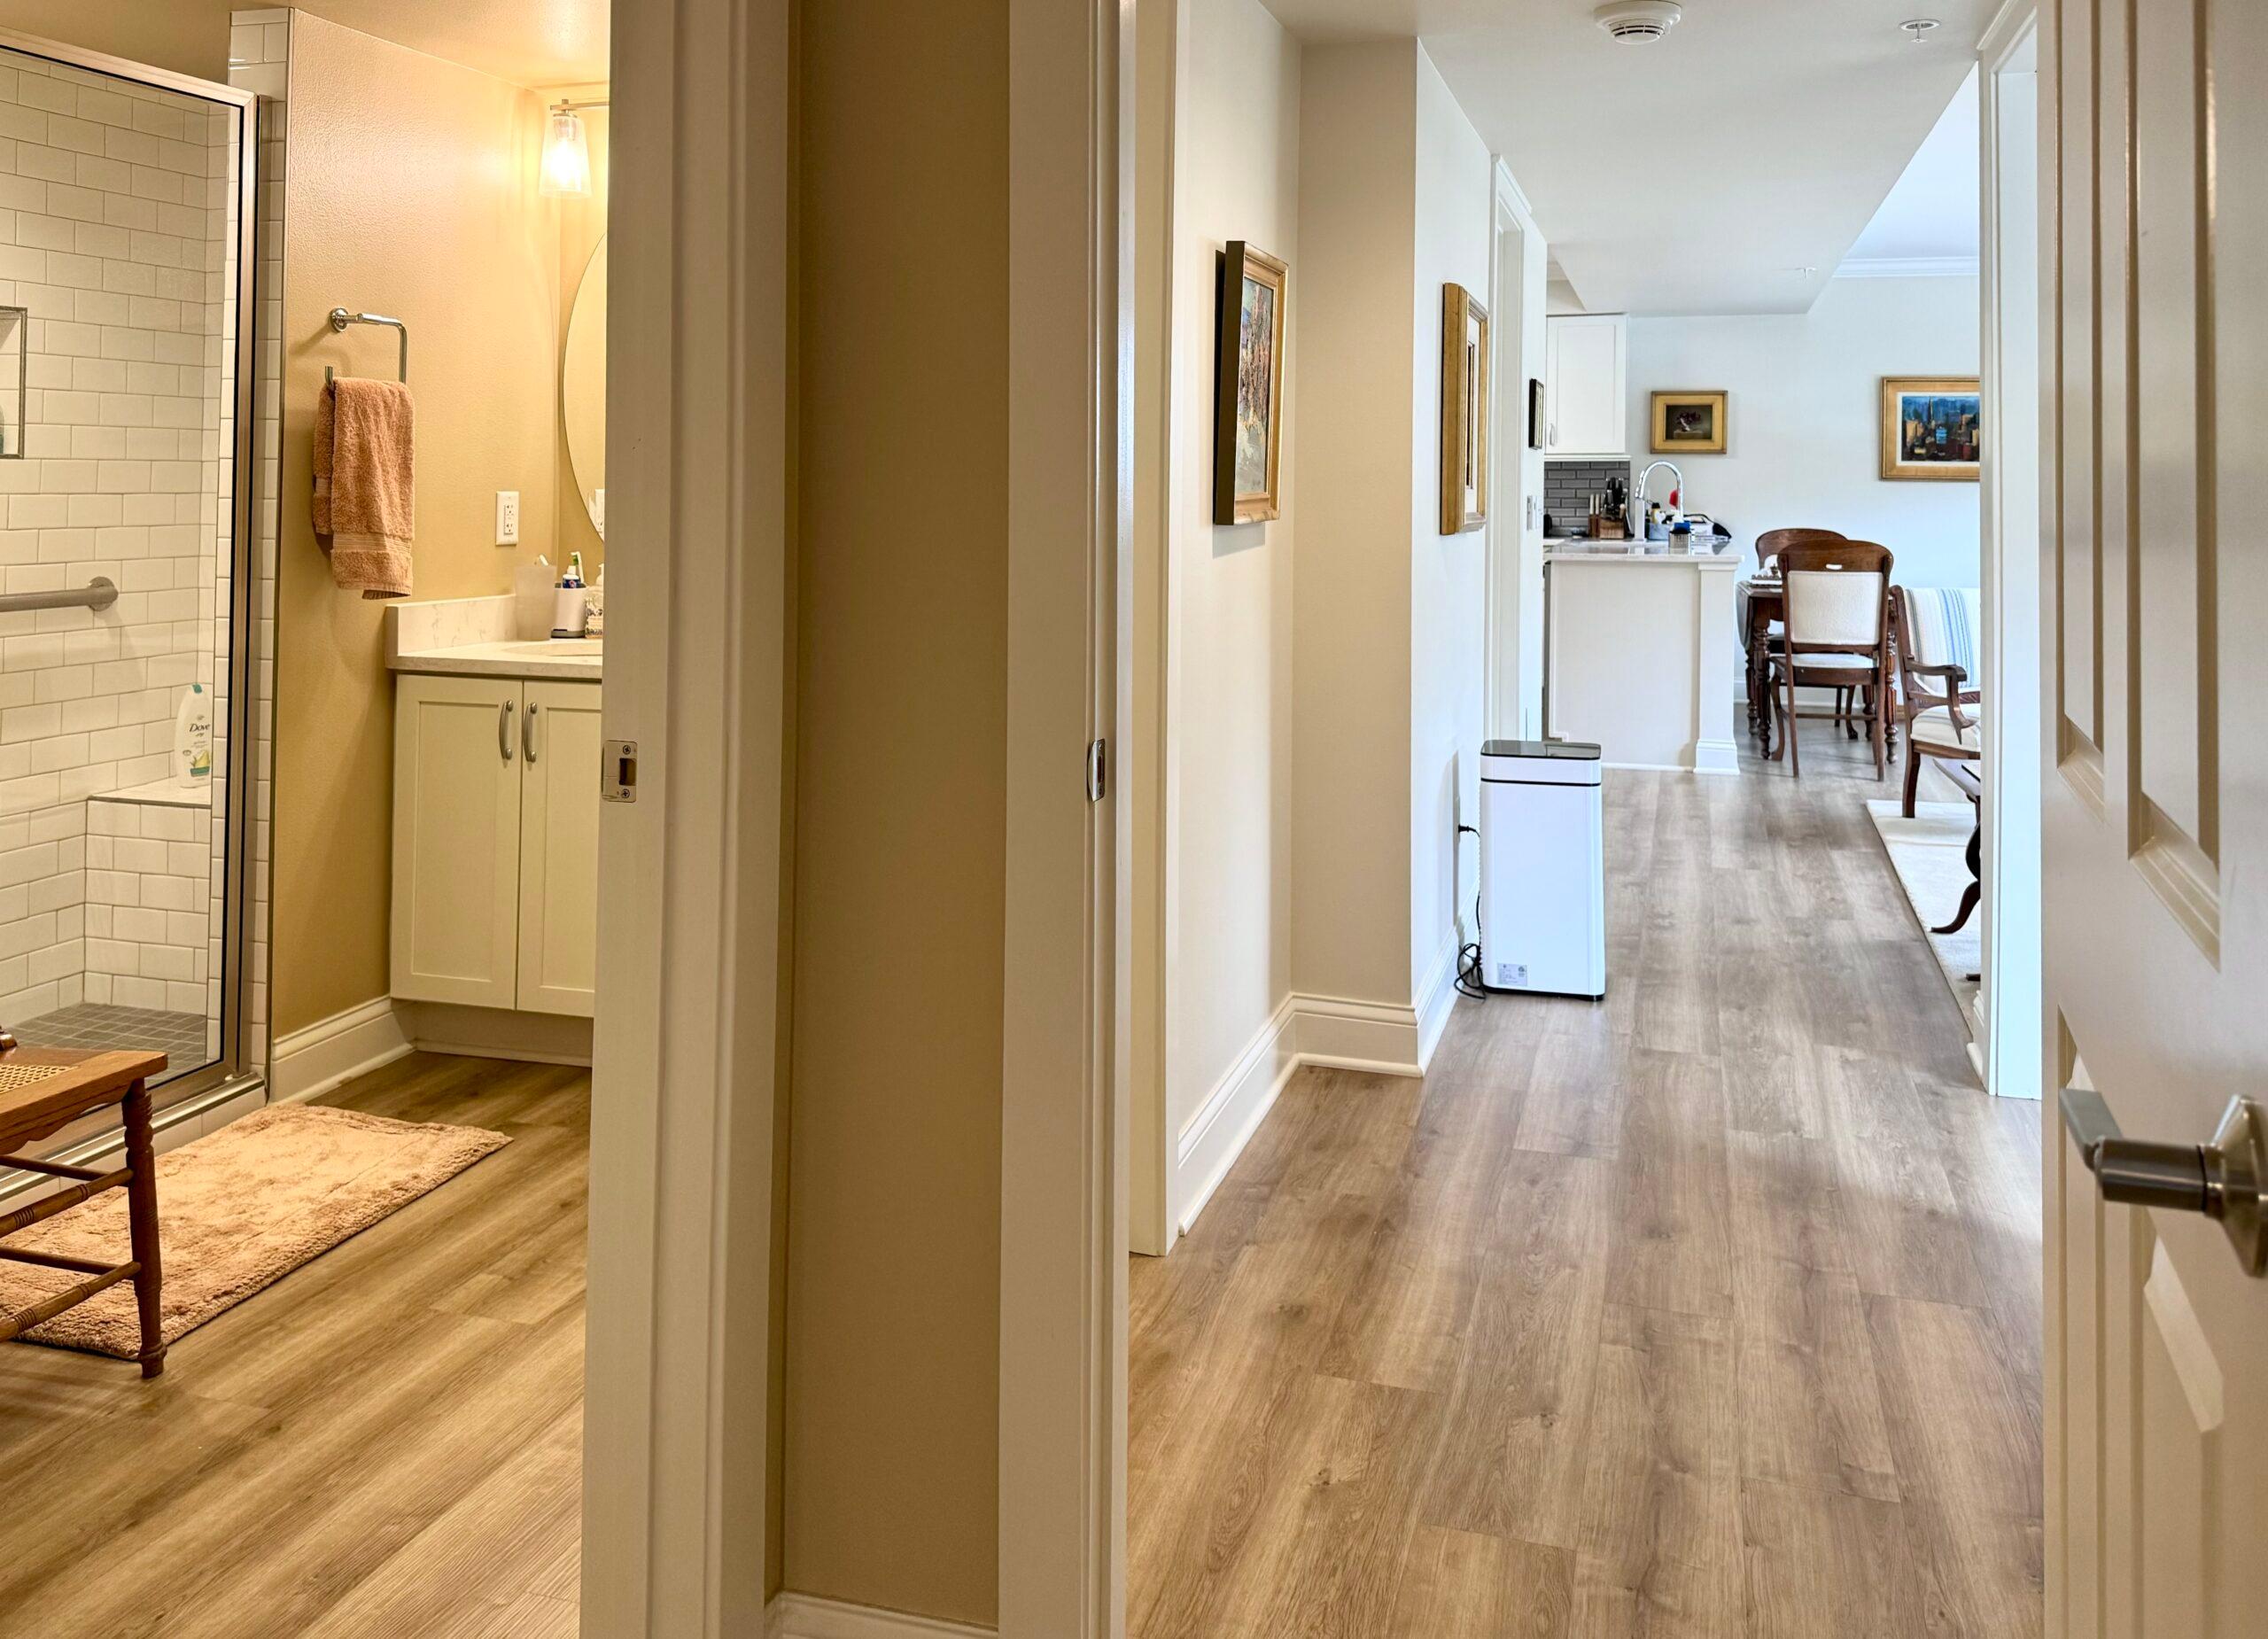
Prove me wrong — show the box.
[0,1104,508,1360]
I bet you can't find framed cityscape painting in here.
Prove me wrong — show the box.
[1880,376,1981,481]
[1212,241,1288,524]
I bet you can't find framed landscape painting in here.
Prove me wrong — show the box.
[1439,283,1488,534]
[1651,389,1727,454]
[1880,376,1981,481]
[1213,241,1288,524]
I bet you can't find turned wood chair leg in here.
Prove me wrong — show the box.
[1869,680,1885,779]
[1783,664,1801,776]
[1902,742,1922,817]
[122,1079,165,1379]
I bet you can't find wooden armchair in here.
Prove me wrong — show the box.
[1769,541,1895,778]
[1891,584,1983,818]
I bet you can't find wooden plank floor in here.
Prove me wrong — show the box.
[0,1053,588,1639]
[1130,737,2045,1639]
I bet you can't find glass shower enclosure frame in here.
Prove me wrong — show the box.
[0,27,264,1114]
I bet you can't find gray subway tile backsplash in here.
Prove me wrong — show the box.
[1543,460,1632,532]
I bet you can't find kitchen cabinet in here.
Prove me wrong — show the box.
[392,673,602,1017]
[1544,313,1627,457]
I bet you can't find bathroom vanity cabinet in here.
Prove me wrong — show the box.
[390,673,602,1017]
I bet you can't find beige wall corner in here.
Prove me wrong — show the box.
[271,15,562,1036]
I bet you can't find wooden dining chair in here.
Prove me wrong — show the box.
[1748,529,1847,739]
[1769,541,1895,778]
[1891,584,1983,817]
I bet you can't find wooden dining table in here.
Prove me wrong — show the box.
[1737,576,1901,759]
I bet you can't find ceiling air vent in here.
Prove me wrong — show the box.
[1594,1,1682,43]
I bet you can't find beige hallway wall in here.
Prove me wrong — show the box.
[784,0,1008,1626]
[271,14,560,1035]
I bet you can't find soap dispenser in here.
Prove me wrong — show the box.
[552,552,589,639]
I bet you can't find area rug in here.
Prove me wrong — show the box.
[1865,798,1982,1035]
[0,1104,508,1359]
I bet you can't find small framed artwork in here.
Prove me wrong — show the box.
[1526,377,1546,451]
[1440,283,1489,534]
[1880,376,1981,481]
[1651,389,1726,454]
[1212,241,1288,524]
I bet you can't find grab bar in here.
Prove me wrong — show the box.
[322,307,408,385]
[0,578,117,615]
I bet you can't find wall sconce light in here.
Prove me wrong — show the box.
[541,98,606,197]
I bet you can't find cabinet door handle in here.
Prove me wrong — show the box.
[499,699,515,761]
[524,702,540,765]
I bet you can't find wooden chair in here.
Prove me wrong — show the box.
[1768,541,1895,778]
[1891,584,1983,819]
[0,1045,171,1377]
[1747,529,1846,741]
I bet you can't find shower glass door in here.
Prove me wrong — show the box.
[0,35,257,1103]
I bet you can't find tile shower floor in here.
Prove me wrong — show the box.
[12,1003,214,1079]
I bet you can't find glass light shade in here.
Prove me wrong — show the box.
[540,108,592,198]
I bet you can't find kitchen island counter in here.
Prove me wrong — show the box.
[1545,545,1738,773]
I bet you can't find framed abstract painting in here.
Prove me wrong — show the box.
[1880,376,1981,481]
[1212,241,1288,524]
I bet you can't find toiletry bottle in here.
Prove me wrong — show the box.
[175,682,213,788]
[553,552,590,639]
[585,563,605,638]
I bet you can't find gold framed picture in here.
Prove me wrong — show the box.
[1879,376,1980,481]
[1440,283,1488,534]
[1651,390,1727,454]
[1212,242,1288,524]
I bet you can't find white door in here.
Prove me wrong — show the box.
[2041,2,2268,1635]
[1544,313,1625,456]
[516,680,602,1016]
[391,674,524,1008]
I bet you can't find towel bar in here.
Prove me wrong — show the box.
[322,307,408,385]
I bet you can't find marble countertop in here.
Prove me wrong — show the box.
[388,638,603,680]
[384,592,603,680]
[1545,540,1736,569]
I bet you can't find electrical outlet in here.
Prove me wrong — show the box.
[495,490,521,547]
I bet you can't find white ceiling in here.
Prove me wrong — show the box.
[1260,0,1991,315]
[1843,65,1979,268]
[289,0,609,87]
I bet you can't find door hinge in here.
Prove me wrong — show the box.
[602,738,638,802]
[1085,737,1107,803]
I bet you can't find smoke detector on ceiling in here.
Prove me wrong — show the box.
[1594,1,1682,43]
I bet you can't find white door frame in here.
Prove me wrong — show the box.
[579,0,788,1630]
[1977,0,2044,1101]
[581,0,1121,1631]
[998,0,1125,1635]
[1487,162,1547,742]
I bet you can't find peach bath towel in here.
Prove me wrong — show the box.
[314,377,415,598]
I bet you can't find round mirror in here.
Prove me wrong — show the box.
[562,236,607,537]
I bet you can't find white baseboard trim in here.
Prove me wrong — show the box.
[769,1592,994,1638]
[1170,948,1468,1239]
[1693,736,1740,774]
[1412,939,1459,1071]
[1174,994,1299,1236]
[271,997,413,1105]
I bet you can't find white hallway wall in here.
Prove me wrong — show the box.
[1406,48,1491,1010]
[1162,0,1300,1234]
[1625,274,1983,590]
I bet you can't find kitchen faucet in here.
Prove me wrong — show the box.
[1630,459,1684,536]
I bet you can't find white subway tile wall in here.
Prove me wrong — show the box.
[86,788,215,1058]
[0,46,243,1054]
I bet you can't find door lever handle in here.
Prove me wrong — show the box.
[2060,1087,2268,1276]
